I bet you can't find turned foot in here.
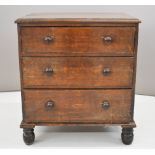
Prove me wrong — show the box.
[23,128,35,145]
[121,128,134,145]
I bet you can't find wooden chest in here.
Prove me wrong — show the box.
[15,13,140,145]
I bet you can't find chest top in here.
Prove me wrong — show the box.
[15,13,140,57]
[15,12,140,26]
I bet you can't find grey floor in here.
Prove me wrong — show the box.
[0,92,155,148]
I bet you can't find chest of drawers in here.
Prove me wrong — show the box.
[15,13,140,145]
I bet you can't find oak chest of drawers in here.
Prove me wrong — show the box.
[15,13,140,145]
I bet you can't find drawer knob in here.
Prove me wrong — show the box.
[102,36,112,43]
[102,101,110,110]
[44,35,54,43]
[45,100,54,110]
[103,68,111,76]
[44,67,53,76]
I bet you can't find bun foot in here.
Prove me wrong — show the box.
[121,128,134,145]
[23,128,35,145]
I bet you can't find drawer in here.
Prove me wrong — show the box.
[22,57,134,88]
[21,27,135,56]
[23,89,132,123]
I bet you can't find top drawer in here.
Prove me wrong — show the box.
[20,27,136,56]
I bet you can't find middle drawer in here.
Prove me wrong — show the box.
[22,57,134,88]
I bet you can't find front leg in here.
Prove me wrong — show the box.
[23,128,35,145]
[121,128,134,145]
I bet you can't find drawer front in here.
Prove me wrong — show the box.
[21,27,135,56]
[24,89,132,123]
[22,57,134,88]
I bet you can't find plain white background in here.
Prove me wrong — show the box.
[0,5,155,96]
[0,92,155,148]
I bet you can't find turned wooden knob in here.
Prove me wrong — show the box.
[103,68,111,76]
[44,35,54,43]
[102,36,113,43]
[45,100,54,110]
[101,101,110,110]
[44,67,53,76]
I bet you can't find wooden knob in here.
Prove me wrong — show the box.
[103,68,111,76]
[102,36,112,43]
[101,101,110,110]
[44,67,53,76]
[44,35,54,43]
[45,100,54,110]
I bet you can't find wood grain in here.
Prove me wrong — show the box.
[22,57,134,88]
[15,13,140,135]
[20,121,136,128]
[15,12,140,24]
[21,27,135,56]
[23,89,132,123]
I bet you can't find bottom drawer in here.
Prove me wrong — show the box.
[23,89,132,123]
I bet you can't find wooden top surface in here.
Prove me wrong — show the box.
[15,12,140,24]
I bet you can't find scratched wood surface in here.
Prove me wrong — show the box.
[16,13,140,130]
[23,89,132,123]
[21,27,135,56]
[22,57,134,88]
[15,12,140,24]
